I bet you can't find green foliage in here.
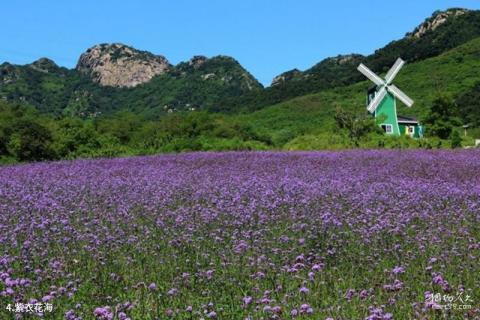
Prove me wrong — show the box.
[52,118,100,158]
[238,36,480,149]
[423,95,462,139]
[2,11,480,163]
[2,9,480,117]
[0,101,277,163]
[0,55,262,117]
[7,119,55,162]
[468,127,480,139]
[0,102,57,161]
[284,132,450,151]
[284,133,351,150]
[461,134,475,146]
[450,130,462,148]
[333,106,383,146]
[225,9,480,112]
[456,81,480,127]
[95,111,144,144]
[361,135,420,149]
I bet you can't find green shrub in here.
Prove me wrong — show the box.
[7,119,56,161]
[199,137,268,151]
[284,133,351,150]
[271,128,298,147]
[450,130,462,148]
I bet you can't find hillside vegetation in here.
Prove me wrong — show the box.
[2,8,480,118]
[1,36,479,163]
[239,36,480,143]
[222,8,480,112]
[0,53,262,117]
[1,8,480,163]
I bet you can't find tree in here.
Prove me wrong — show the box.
[95,111,143,144]
[53,117,100,158]
[334,106,382,146]
[456,82,480,127]
[0,127,8,155]
[7,119,56,161]
[450,130,462,149]
[423,95,461,139]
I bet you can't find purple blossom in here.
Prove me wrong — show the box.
[64,310,76,320]
[0,150,478,318]
[392,266,405,274]
[312,263,324,272]
[167,288,178,296]
[148,282,157,291]
[271,306,282,314]
[93,306,113,320]
[300,303,313,314]
[359,289,368,299]
[243,296,253,306]
[299,286,309,294]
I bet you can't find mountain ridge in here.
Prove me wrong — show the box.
[2,28,480,163]
[0,7,479,117]
[0,48,262,116]
[219,7,480,113]
[240,36,480,146]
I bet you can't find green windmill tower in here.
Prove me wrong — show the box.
[357,58,423,138]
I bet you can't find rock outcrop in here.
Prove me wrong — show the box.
[270,54,363,87]
[29,58,60,73]
[271,69,302,86]
[188,55,208,69]
[409,9,469,38]
[76,43,171,88]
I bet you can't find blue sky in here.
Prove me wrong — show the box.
[1,1,479,86]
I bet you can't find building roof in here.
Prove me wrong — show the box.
[397,115,419,124]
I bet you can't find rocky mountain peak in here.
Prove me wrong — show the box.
[188,55,208,69]
[327,54,361,65]
[76,43,171,88]
[271,69,302,87]
[408,8,469,39]
[29,58,59,73]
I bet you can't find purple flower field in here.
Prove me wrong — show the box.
[0,150,479,319]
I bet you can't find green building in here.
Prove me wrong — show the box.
[359,58,424,138]
[367,85,424,138]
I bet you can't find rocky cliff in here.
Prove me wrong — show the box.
[409,8,469,39]
[76,43,171,88]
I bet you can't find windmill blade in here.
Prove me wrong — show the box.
[388,84,414,107]
[357,63,384,86]
[385,58,405,84]
[367,86,387,113]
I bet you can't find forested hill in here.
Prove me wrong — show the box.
[0,44,262,117]
[221,8,480,112]
[2,35,480,163]
[2,8,480,164]
[1,8,480,117]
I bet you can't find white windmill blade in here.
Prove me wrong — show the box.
[367,86,387,113]
[357,63,384,86]
[388,84,414,107]
[385,58,405,84]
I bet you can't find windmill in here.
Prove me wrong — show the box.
[357,58,423,138]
